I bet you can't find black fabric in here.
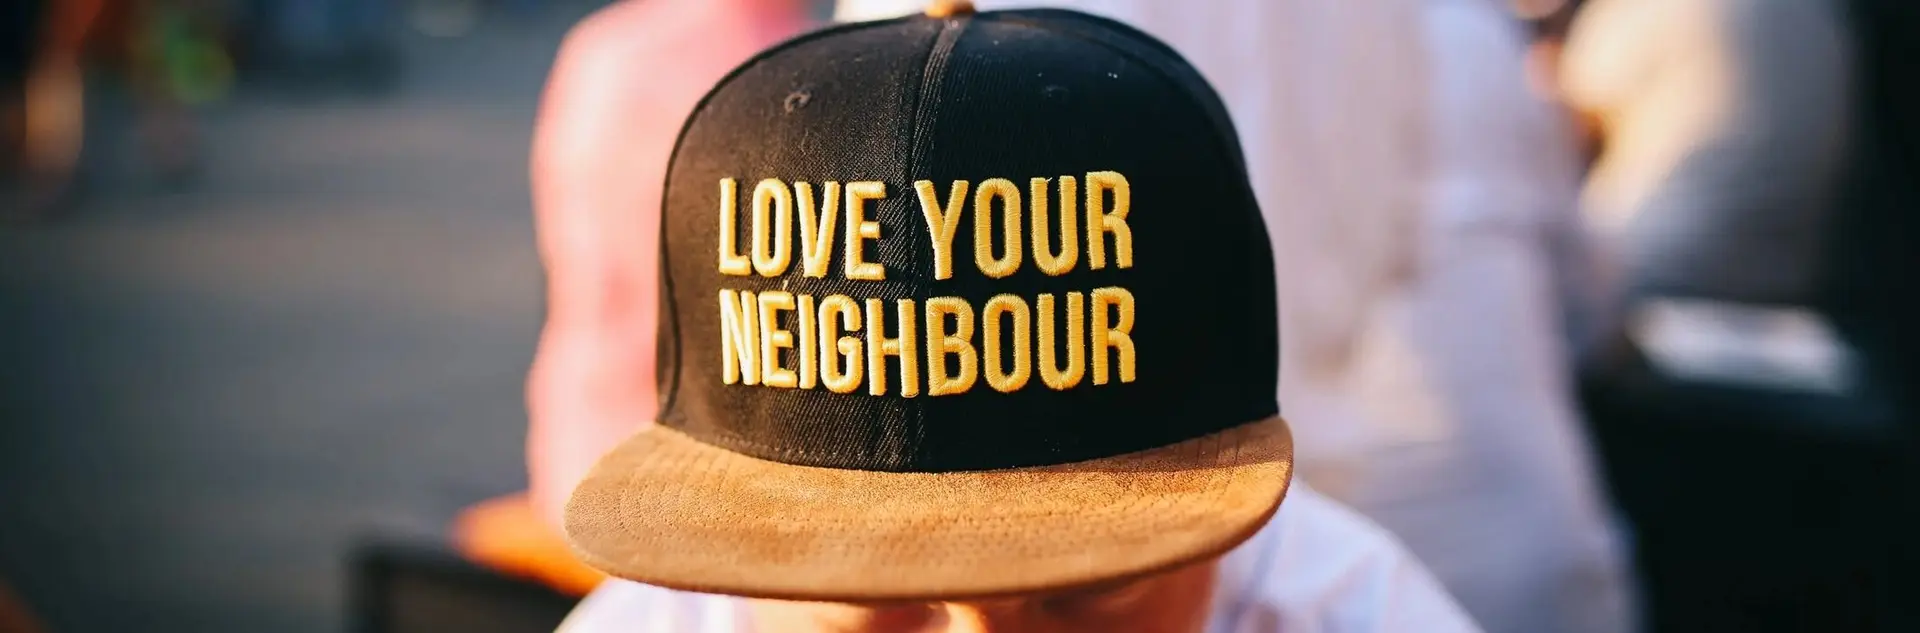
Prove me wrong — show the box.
[656,10,1278,473]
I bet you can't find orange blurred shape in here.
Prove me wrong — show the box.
[0,580,44,633]
[452,493,607,597]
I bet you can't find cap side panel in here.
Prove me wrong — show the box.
[900,18,1279,470]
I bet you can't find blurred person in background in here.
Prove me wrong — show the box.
[1549,0,1920,630]
[1511,0,1617,370]
[1554,0,1851,310]
[3,0,94,219]
[103,0,228,183]
[524,0,818,536]
[832,1,1638,633]
[1516,1,1596,157]
[2,0,225,220]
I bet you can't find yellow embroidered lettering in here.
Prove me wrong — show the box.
[750,179,794,276]
[982,294,1032,393]
[1090,287,1137,385]
[717,173,1140,395]
[797,294,818,389]
[1037,292,1085,390]
[717,178,751,276]
[718,289,760,385]
[844,181,887,281]
[818,295,864,394]
[914,179,969,281]
[757,291,797,388]
[923,297,978,396]
[796,182,840,278]
[1086,171,1133,270]
[865,298,919,397]
[1030,176,1078,276]
[973,178,1023,278]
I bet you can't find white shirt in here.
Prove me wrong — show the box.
[555,485,1481,633]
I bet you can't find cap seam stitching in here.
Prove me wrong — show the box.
[895,16,968,469]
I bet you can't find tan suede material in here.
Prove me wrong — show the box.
[563,417,1292,602]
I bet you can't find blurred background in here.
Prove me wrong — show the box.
[3,0,1917,632]
[0,0,668,630]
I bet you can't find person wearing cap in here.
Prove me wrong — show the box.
[548,2,1481,632]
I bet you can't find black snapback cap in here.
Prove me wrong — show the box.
[567,2,1293,601]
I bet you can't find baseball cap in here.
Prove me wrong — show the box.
[564,0,1292,602]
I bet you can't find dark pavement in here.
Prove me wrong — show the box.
[0,7,592,631]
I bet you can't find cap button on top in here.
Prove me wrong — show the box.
[925,0,976,18]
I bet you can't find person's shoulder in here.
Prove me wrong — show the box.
[546,0,786,107]
[543,0,696,107]
[555,0,707,69]
[1224,485,1483,632]
[556,580,745,633]
[536,0,814,161]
